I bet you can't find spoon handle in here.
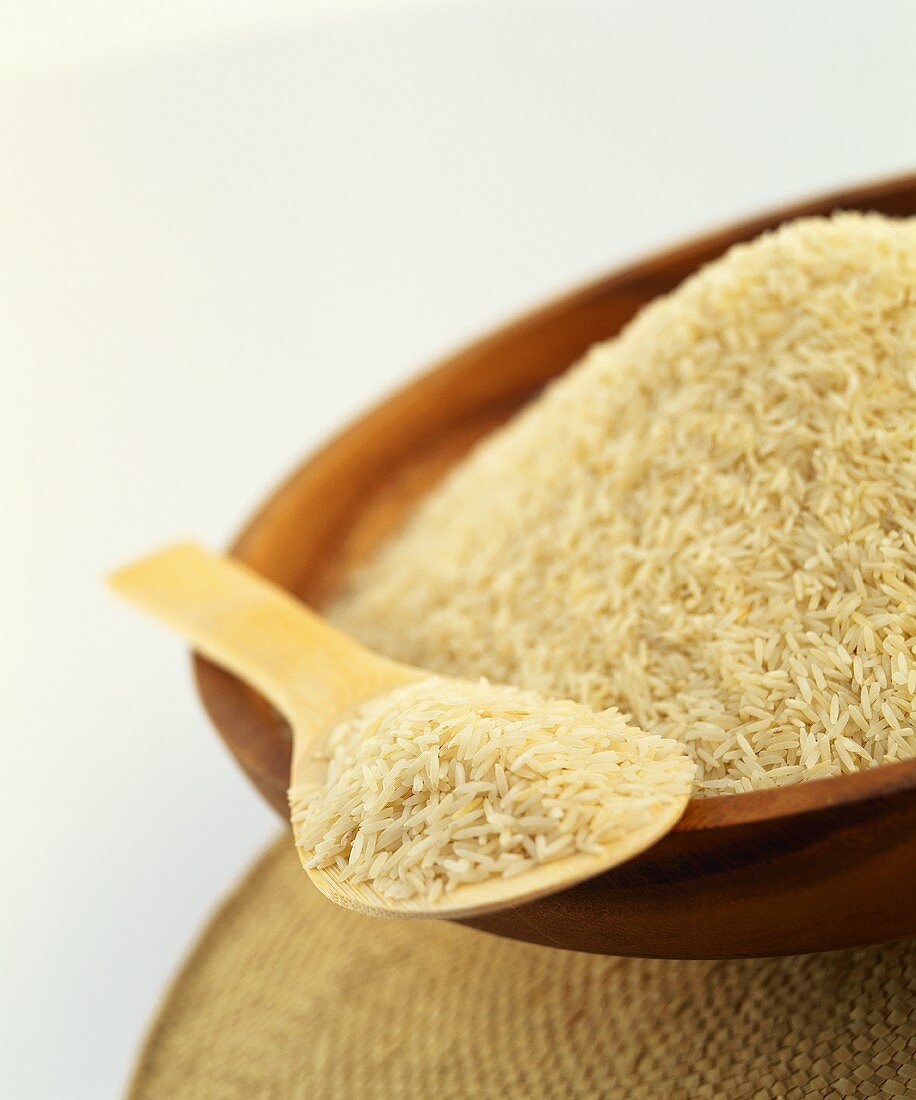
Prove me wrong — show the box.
[109,542,396,725]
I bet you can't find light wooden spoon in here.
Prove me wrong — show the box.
[110,542,692,919]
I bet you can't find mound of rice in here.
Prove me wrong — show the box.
[289,677,694,902]
[331,214,916,796]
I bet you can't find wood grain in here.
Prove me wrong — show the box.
[195,172,916,957]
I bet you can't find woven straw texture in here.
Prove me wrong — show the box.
[129,836,916,1100]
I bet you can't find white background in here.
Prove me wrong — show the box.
[2,1,914,1095]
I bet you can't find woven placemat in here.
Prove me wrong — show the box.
[128,835,915,1099]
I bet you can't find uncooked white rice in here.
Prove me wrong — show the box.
[331,214,916,796]
[289,677,694,902]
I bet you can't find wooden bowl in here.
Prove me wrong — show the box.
[196,173,916,958]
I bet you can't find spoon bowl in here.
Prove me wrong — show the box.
[195,172,916,956]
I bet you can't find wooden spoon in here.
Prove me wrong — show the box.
[110,542,692,920]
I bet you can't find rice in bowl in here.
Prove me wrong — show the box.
[331,214,916,796]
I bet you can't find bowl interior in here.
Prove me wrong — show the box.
[195,172,916,829]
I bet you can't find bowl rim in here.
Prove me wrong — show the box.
[198,169,916,837]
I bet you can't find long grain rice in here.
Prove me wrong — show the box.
[289,677,694,901]
[331,213,916,796]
